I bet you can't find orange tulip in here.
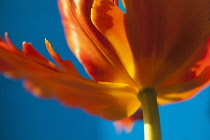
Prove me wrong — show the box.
[0,0,209,131]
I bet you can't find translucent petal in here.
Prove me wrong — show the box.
[58,0,137,86]
[122,0,210,87]
[91,0,135,78]
[0,37,140,120]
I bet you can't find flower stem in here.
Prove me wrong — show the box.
[138,88,161,140]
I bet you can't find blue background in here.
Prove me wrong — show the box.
[0,0,210,140]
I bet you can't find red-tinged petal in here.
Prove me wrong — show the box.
[91,0,135,78]
[4,33,19,52]
[194,38,210,76]
[45,39,83,77]
[106,0,118,5]
[157,67,210,104]
[58,0,137,87]
[109,0,118,5]
[114,109,143,133]
[122,0,210,87]
[0,37,140,120]
[22,41,50,63]
[156,38,210,104]
[0,41,63,82]
[158,37,210,89]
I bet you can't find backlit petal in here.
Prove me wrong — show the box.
[45,39,83,77]
[0,36,140,120]
[156,38,210,103]
[53,79,140,120]
[157,67,210,104]
[114,109,143,133]
[122,0,210,87]
[109,0,118,5]
[91,0,135,78]
[158,38,210,88]
[58,0,137,86]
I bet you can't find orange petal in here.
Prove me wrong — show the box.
[158,38,210,88]
[109,0,118,5]
[114,109,143,133]
[156,37,210,104]
[45,39,83,77]
[122,0,210,87]
[58,0,137,86]
[91,0,135,78]
[22,41,50,64]
[157,67,210,104]
[0,36,140,120]
[52,79,140,120]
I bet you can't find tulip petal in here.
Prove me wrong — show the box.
[114,109,143,132]
[0,37,140,120]
[158,38,210,87]
[58,0,137,86]
[45,39,83,77]
[91,0,135,78]
[122,0,210,87]
[109,0,118,5]
[54,79,140,120]
[157,67,210,104]
[156,38,210,103]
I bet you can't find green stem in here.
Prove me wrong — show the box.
[138,88,162,140]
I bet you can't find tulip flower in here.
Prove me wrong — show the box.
[0,0,210,139]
